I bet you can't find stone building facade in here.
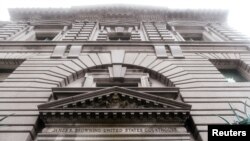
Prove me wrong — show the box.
[0,5,250,141]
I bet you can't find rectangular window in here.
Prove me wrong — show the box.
[96,83,138,87]
[18,25,64,41]
[108,32,131,40]
[181,33,205,41]
[35,32,58,41]
[211,60,249,83]
[219,69,247,82]
[0,69,14,82]
[172,25,220,41]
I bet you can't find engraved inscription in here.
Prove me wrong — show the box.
[47,127,177,135]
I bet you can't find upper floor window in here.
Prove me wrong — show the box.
[96,82,139,87]
[31,25,61,41]
[35,32,58,41]
[107,27,131,40]
[0,69,14,82]
[0,59,22,82]
[15,24,64,41]
[181,33,205,41]
[108,32,131,40]
[176,26,213,42]
[211,60,250,83]
[219,69,247,82]
[96,25,142,41]
[168,22,225,42]
[66,65,167,88]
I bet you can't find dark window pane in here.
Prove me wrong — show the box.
[219,69,247,82]
[108,32,131,40]
[0,69,14,81]
[36,36,54,41]
[181,33,204,41]
[96,83,138,87]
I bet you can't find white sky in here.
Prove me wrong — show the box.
[0,0,250,37]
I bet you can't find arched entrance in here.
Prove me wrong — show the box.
[37,64,191,141]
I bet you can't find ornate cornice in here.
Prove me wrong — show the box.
[39,87,190,109]
[38,87,191,123]
[8,5,228,23]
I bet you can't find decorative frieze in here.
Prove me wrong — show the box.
[38,87,190,123]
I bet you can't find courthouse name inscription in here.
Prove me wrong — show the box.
[46,127,177,135]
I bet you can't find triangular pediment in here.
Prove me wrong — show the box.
[39,87,191,110]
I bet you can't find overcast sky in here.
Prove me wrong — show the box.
[0,0,249,37]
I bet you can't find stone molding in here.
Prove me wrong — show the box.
[8,5,228,22]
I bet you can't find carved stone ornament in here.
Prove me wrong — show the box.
[38,87,191,123]
[39,86,191,110]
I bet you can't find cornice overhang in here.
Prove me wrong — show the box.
[51,87,180,100]
[38,87,191,123]
[8,5,228,23]
[0,41,250,46]
[39,87,190,109]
